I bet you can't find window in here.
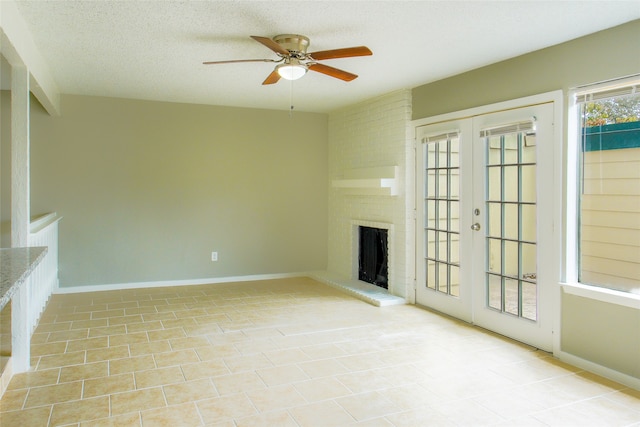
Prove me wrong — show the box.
[574,77,640,295]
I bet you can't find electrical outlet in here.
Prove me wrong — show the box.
[211,252,218,262]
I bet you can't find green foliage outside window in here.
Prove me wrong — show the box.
[583,94,640,127]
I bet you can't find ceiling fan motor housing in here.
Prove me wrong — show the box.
[273,34,310,57]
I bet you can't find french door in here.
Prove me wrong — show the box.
[416,102,555,350]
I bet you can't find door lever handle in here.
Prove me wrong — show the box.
[471,223,481,231]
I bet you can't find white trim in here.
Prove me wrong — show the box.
[565,91,580,285]
[0,1,60,115]
[411,91,563,128]
[552,92,565,358]
[406,121,417,304]
[556,350,640,391]
[30,212,61,234]
[54,272,308,294]
[561,282,640,309]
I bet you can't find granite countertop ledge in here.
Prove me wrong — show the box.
[0,247,48,311]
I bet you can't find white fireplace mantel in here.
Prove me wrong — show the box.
[332,166,399,196]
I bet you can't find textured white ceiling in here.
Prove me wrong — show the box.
[11,1,640,113]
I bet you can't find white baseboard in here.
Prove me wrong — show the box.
[54,272,310,294]
[556,350,640,391]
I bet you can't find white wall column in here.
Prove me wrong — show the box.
[10,278,30,373]
[11,65,30,247]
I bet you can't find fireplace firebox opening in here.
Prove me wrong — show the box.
[358,226,388,289]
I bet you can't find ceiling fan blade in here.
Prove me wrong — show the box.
[262,69,281,85]
[203,59,278,65]
[250,35,290,56]
[308,46,372,61]
[308,63,358,81]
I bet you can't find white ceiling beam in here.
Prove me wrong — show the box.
[1,0,60,115]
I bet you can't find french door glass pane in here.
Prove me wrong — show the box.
[450,201,460,232]
[504,241,519,277]
[437,232,447,261]
[488,274,502,310]
[438,263,448,292]
[438,201,448,226]
[438,170,447,197]
[522,243,536,278]
[427,259,436,289]
[504,166,519,202]
[488,238,501,274]
[521,205,536,242]
[521,165,537,203]
[484,132,537,320]
[427,172,435,198]
[423,136,460,296]
[522,136,536,163]
[450,265,460,297]
[504,136,519,163]
[488,136,501,165]
[427,230,436,259]
[504,278,520,316]
[426,200,435,228]
[522,281,537,321]
[450,238,460,264]
[504,204,519,240]
[487,202,501,237]
[450,139,460,167]
[488,167,501,201]
[427,144,437,168]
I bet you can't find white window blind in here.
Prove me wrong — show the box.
[480,120,535,138]
[421,131,459,144]
[575,82,638,103]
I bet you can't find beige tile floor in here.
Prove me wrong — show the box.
[0,277,638,426]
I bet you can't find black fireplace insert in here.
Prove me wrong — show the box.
[358,226,388,289]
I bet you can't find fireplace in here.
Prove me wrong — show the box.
[358,226,388,289]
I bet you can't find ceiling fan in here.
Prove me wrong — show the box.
[203,34,372,85]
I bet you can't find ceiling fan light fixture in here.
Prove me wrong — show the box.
[276,60,308,81]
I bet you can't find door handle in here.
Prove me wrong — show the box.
[471,223,481,231]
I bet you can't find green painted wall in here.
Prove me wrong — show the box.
[562,293,640,379]
[413,20,640,120]
[26,95,328,287]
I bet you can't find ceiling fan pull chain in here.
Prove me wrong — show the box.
[289,78,294,118]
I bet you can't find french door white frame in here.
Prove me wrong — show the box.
[411,91,563,353]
